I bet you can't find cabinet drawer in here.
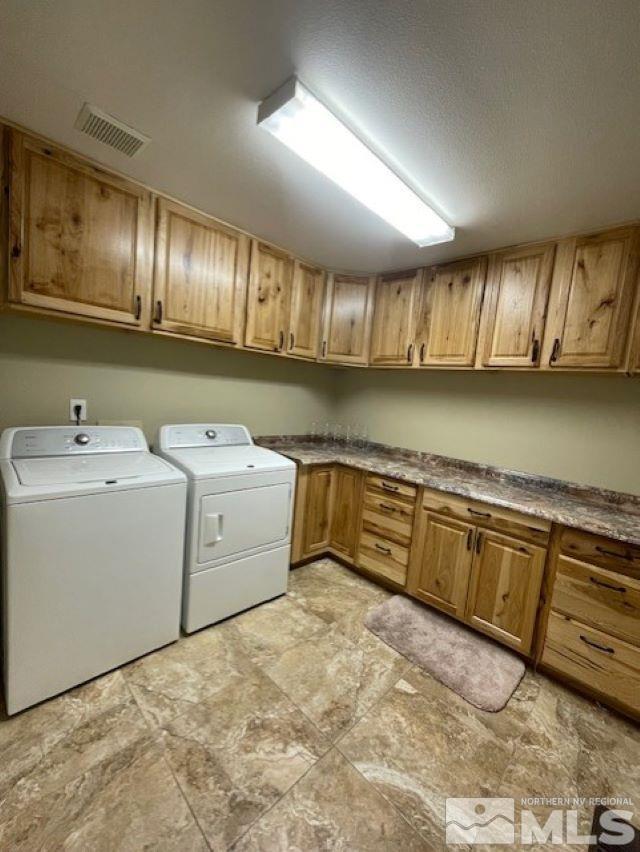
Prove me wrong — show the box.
[421,487,550,545]
[366,474,417,503]
[560,528,640,578]
[542,611,640,715]
[361,507,412,547]
[358,531,409,586]
[551,556,640,646]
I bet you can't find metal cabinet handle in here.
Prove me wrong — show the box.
[466,528,473,551]
[407,343,414,363]
[277,330,284,351]
[531,337,540,363]
[155,300,163,323]
[475,532,483,554]
[381,482,399,492]
[289,332,294,350]
[467,508,491,519]
[379,502,397,513]
[550,338,561,363]
[589,576,627,593]
[580,634,614,654]
[595,545,635,562]
[375,543,392,555]
[419,342,425,363]
[134,294,142,321]
[322,340,327,358]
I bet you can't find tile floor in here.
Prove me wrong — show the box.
[1,558,638,850]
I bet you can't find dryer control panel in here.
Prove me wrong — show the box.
[159,424,252,450]
[2,427,147,458]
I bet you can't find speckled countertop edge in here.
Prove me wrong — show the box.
[256,435,640,548]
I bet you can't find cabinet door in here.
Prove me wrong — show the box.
[465,530,546,654]
[330,466,362,560]
[152,198,249,344]
[320,273,375,365]
[369,269,421,366]
[303,466,334,555]
[287,260,325,359]
[477,243,555,368]
[416,257,487,367]
[8,130,154,326]
[245,240,293,353]
[542,227,639,369]
[407,509,475,618]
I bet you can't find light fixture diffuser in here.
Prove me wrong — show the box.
[258,77,454,247]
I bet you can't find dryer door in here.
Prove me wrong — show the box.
[197,481,292,566]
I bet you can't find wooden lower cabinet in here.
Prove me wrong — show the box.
[465,529,546,653]
[302,466,334,556]
[407,511,474,618]
[330,466,363,560]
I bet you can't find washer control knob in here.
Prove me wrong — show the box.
[74,433,91,446]
[205,429,217,440]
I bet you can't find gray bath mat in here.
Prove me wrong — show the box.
[365,595,525,712]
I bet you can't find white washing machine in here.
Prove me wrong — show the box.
[157,424,296,633]
[0,426,187,715]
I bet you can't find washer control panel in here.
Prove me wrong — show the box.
[7,427,147,458]
[160,424,252,449]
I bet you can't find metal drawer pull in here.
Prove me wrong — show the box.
[476,532,483,554]
[466,528,473,551]
[381,482,399,492]
[374,543,392,555]
[595,546,635,562]
[468,508,491,518]
[589,576,627,593]
[379,502,397,512]
[579,635,615,655]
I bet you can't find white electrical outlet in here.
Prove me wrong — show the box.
[69,398,87,423]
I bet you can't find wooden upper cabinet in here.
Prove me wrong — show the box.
[8,130,154,326]
[541,227,640,370]
[407,509,475,619]
[627,286,640,374]
[287,259,325,360]
[369,269,421,366]
[416,256,487,367]
[476,243,555,368]
[244,240,293,353]
[465,529,546,654]
[320,273,375,365]
[152,198,249,344]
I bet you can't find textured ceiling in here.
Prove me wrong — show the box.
[1,0,639,272]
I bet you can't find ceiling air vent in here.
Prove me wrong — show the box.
[74,103,150,157]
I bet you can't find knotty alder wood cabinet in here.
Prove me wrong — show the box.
[476,242,555,368]
[286,259,325,360]
[539,528,640,718]
[6,129,154,327]
[244,240,293,353]
[369,269,422,366]
[152,197,249,344]
[319,273,375,365]
[407,488,549,654]
[541,227,640,370]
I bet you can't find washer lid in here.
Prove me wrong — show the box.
[13,452,173,486]
[162,445,295,477]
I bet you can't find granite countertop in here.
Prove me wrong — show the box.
[256,435,640,548]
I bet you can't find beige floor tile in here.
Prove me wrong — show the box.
[260,622,409,740]
[123,624,257,727]
[0,737,207,851]
[337,666,531,843]
[223,593,328,665]
[287,559,390,625]
[0,671,149,815]
[161,669,330,848]
[231,748,428,851]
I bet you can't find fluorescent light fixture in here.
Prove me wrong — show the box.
[258,77,454,247]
